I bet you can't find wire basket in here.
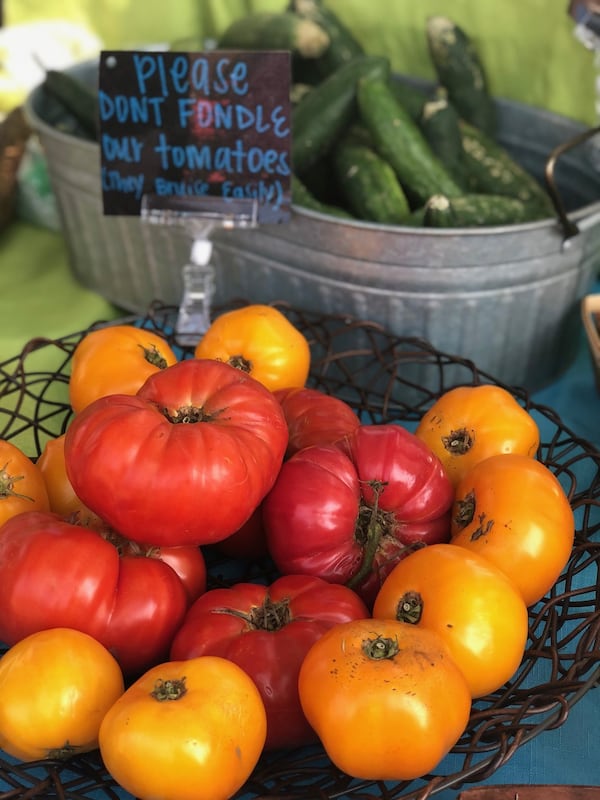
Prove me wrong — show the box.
[0,301,599,800]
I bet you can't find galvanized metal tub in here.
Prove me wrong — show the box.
[25,63,600,390]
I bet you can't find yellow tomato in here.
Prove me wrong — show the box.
[99,656,267,800]
[0,628,124,761]
[0,439,50,528]
[414,384,540,487]
[194,304,311,392]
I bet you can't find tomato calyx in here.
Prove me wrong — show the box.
[218,596,293,631]
[227,354,252,374]
[151,677,187,702]
[47,741,79,760]
[0,462,34,502]
[454,491,495,539]
[138,342,169,370]
[362,634,400,660]
[347,481,393,590]
[442,427,474,455]
[395,591,423,625]
[159,405,216,424]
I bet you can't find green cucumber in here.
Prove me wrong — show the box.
[388,77,429,123]
[333,135,410,224]
[43,69,98,140]
[292,174,354,218]
[218,11,330,58]
[292,54,390,175]
[423,193,547,228]
[289,0,364,78]
[419,89,467,188]
[459,120,554,216]
[426,15,496,137]
[356,76,463,206]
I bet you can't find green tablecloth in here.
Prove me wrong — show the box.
[0,221,122,363]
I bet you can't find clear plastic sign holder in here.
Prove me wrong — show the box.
[141,194,259,346]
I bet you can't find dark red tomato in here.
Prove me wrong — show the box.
[215,506,269,561]
[274,386,360,458]
[64,358,289,547]
[170,573,369,750]
[0,511,189,677]
[263,424,454,607]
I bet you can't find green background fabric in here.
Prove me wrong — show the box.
[1,0,599,362]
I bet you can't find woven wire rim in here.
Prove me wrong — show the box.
[0,300,599,800]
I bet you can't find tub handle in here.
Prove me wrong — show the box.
[545,123,600,241]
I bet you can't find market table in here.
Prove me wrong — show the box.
[0,218,599,798]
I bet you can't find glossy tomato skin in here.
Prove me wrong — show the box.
[194,304,311,392]
[450,453,575,606]
[0,628,124,761]
[0,511,189,677]
[148,544,207,605]
[99,656,266,800]
[37,433,103,526]
[273,386,360,458]
[373,542,529,698]
[69,324,179,413]
[170,574,369,750]
[414,384,540,487]
[64,358,289,547]
[0,439,50,527]
[263,424,454,607]
[298,618,471,781]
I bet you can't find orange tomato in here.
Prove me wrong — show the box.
[414,385,540,487]
[194,304,311,392]
[373,542,529,698]
[0,627,124,761]
[450,453,575,606]
[69,324,179,413]
[0,439,49,527]
[99,656,266,800]
[37,434,102,525]
[297,618,471,781]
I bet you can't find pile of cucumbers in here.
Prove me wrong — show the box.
[219,1,555,227]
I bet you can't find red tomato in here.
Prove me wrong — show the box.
[137,544,207,606]
[170,574,369,750]
[263,424,454,607]
[64,358,289,547]
[0,511,189,677]
[274,386,360,458]
[215,505,269,561]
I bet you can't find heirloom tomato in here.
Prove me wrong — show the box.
[0,439,49,527]
[0,511,189,677]
[99,656,266,800]
[126,541,207,606]
[216,505,269,561]
[37,433,102,525]
[274,386,360,458]
[0,627,124,761]
[263,423,454,606]
[170,574,369,750]
[68,324,178,413]
[414,384,540,487]
[194,303,311,392]
[64,358,288,547]
[298,618,471,781]
[450,453,575,606]
[373,543,529,697]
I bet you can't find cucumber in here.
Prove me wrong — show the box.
[423,193,547,228]
[218,12,330,58]
[292,174,354,218]
[388,77,429,123]
[292,54,390,175]
[419,89,467,188]
[459,120,554,216]
[356,76,463,206]
[289,0,364,78]
[333,135,410,224]
[426,16,496,137]
[43,69,98,140]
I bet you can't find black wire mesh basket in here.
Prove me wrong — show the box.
[0,300,599,800]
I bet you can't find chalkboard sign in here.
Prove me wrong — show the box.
[98,50,291,224]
